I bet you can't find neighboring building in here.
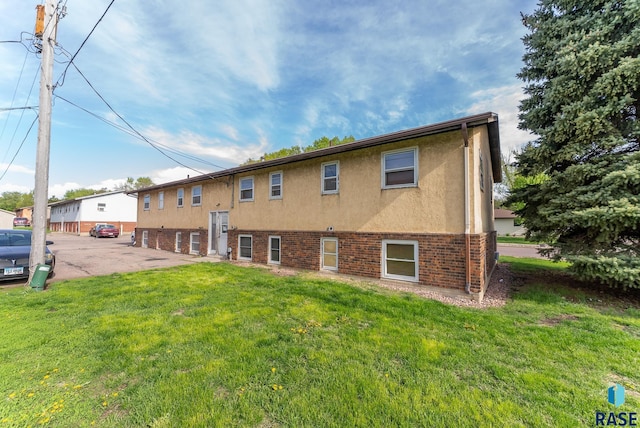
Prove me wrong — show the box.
[0,209,16,229]
[15,206,33,222]
[49,191,138,235]
[134,112,501,299]
[494,208,526,236]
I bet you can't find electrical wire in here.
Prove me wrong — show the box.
[54,0,115,89]
[0,116,38,183]
[1,60,40,166]
[0,49,30,141]
[60,64,216,177]
[53,94,226,170]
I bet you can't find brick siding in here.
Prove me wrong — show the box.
[133,227,209,257]
[229,229,495,294]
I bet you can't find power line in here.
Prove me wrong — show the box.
[1,55,40,166]
[53,93,226,170]
[0,115,38,183]
[54,0,115,89]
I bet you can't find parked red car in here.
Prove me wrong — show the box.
[90,224,119,238]
[13,217,30,227]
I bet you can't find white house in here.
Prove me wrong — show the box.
[0,209,15,229]
[494,208,526,236]
[49,191,137,235]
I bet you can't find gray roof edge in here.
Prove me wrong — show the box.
[133,112,500,193]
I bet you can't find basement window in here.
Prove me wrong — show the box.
[382,240,418,282]
[239,235,252,260]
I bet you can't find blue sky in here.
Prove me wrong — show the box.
[0,0,538,198]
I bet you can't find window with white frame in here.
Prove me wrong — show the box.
[190,232,200,254]
[270,172,282,200]
[238,235,252,260]
[269,236,281,264]
[382,240,418,282]
[97,203,106,212]
[239,177,254,202]
[382,147,418,189]
[158,191,164,209]
[143,194,150,210]
[142,230,149,248]
[192,185,202,206]
[175,232,182,252]
[177,188,184,207]
[321,237,338,270]
[321,161,339,194]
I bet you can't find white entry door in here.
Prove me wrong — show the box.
[209,211,229,256]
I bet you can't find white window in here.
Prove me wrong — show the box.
[382,240,418,282]
[239,177,254,202]
[269,236,281,264]
[479,151,485,192]
[322,161,339,194]
[321,238,338,271]
[142,231,149,248]
[177,188,184,207]
[270,172,282,200]
[192,186,202,206]
[382,147,418,189]
[97,203,106,212]
[143,195,150,210]
[190,232,200,254]
[158,191,164,209]
[175,232,182,252]
[238,235,252,260]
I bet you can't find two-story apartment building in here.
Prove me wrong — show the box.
[49,191,138,235]
[134,112,501,299]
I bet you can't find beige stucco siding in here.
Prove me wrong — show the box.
[137,179,233,229]
[231,130,467,234]
[469,126,496,234]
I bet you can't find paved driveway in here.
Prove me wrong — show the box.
[497,243,547,259]
[1,232,207,289]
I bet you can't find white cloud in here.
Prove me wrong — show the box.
[0,163,34,175]
[466,85,536,155]
[149,166,206,185]
[142,127,269,166]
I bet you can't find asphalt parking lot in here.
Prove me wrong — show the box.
[0,233,543,290]
[0,232,207,289]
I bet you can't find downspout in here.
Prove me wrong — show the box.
[461,123,472,294]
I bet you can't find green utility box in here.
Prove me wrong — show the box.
[30,264,51,291]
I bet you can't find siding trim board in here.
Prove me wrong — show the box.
[129,112,501,194]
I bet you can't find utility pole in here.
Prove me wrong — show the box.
[30,1,58,285]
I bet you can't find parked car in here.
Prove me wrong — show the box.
[13,217,30,227]
[90,224,119,238]
[0,229,54,281]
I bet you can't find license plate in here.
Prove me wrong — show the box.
[4,267,24,275]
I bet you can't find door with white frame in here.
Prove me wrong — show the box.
[208,211,229,256]
[321,237,338,271]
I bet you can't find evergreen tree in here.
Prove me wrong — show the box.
[512,0,640,287]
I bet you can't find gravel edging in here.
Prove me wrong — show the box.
[234,261,512,309]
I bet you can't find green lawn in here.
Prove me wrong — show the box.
[496,236,537,245]
[1,262,638,427]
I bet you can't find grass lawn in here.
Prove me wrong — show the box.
[1,261,638,427]
[496,236,537,245]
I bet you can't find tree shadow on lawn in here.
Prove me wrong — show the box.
[502,259,640,313]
